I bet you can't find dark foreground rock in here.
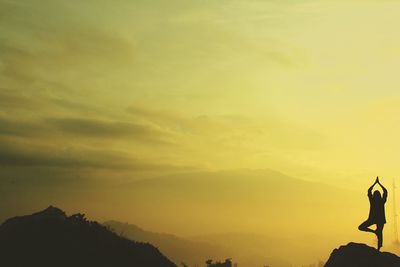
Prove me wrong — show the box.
[0,206,176,267]
[325,242,400,267]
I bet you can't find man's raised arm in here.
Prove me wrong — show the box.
[378,178,388,201]
[368,177,378,198]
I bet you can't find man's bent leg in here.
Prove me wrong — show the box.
[358,220,375,233]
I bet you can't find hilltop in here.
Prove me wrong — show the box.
[0,206,176,267]
[325,242,400,267]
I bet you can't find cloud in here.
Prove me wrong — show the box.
[0,115,175,146]
[0,89,114,119]
[126,104,324,155]
[0,1,135,92]
[45,117,173,144]
[0,33,133,88]
[0,42,38,83]
[0,89,43,111]
[0,139,190,172]
[126,105,187,129]
[0,118,50,138]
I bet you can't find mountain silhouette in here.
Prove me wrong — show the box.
[117,169,361,265]
[325,242,400,267]
[0,206,177,267]
[105,221,295,266]
[104,220,228,266]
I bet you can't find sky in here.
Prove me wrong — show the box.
[2,0,400,264]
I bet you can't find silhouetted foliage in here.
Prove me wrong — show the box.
[0,206,176,267]
[206,258,232,267]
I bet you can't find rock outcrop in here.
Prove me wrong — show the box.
[325,242,400,267]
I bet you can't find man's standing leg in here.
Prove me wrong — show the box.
[376,224,384,250]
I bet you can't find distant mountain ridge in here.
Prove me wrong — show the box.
[0,206,176,267]
[104,221,303,267]
[325,242,400,267]
[116,169,361,265]
[104,220,229,266]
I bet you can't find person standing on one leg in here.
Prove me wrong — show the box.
[358,176,387,250]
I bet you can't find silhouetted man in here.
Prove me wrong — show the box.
[358,176,387,250]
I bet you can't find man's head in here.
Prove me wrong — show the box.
[373,190,382,200]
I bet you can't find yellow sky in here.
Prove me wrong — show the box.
[3,0,400,185]
[2,0,400,263]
